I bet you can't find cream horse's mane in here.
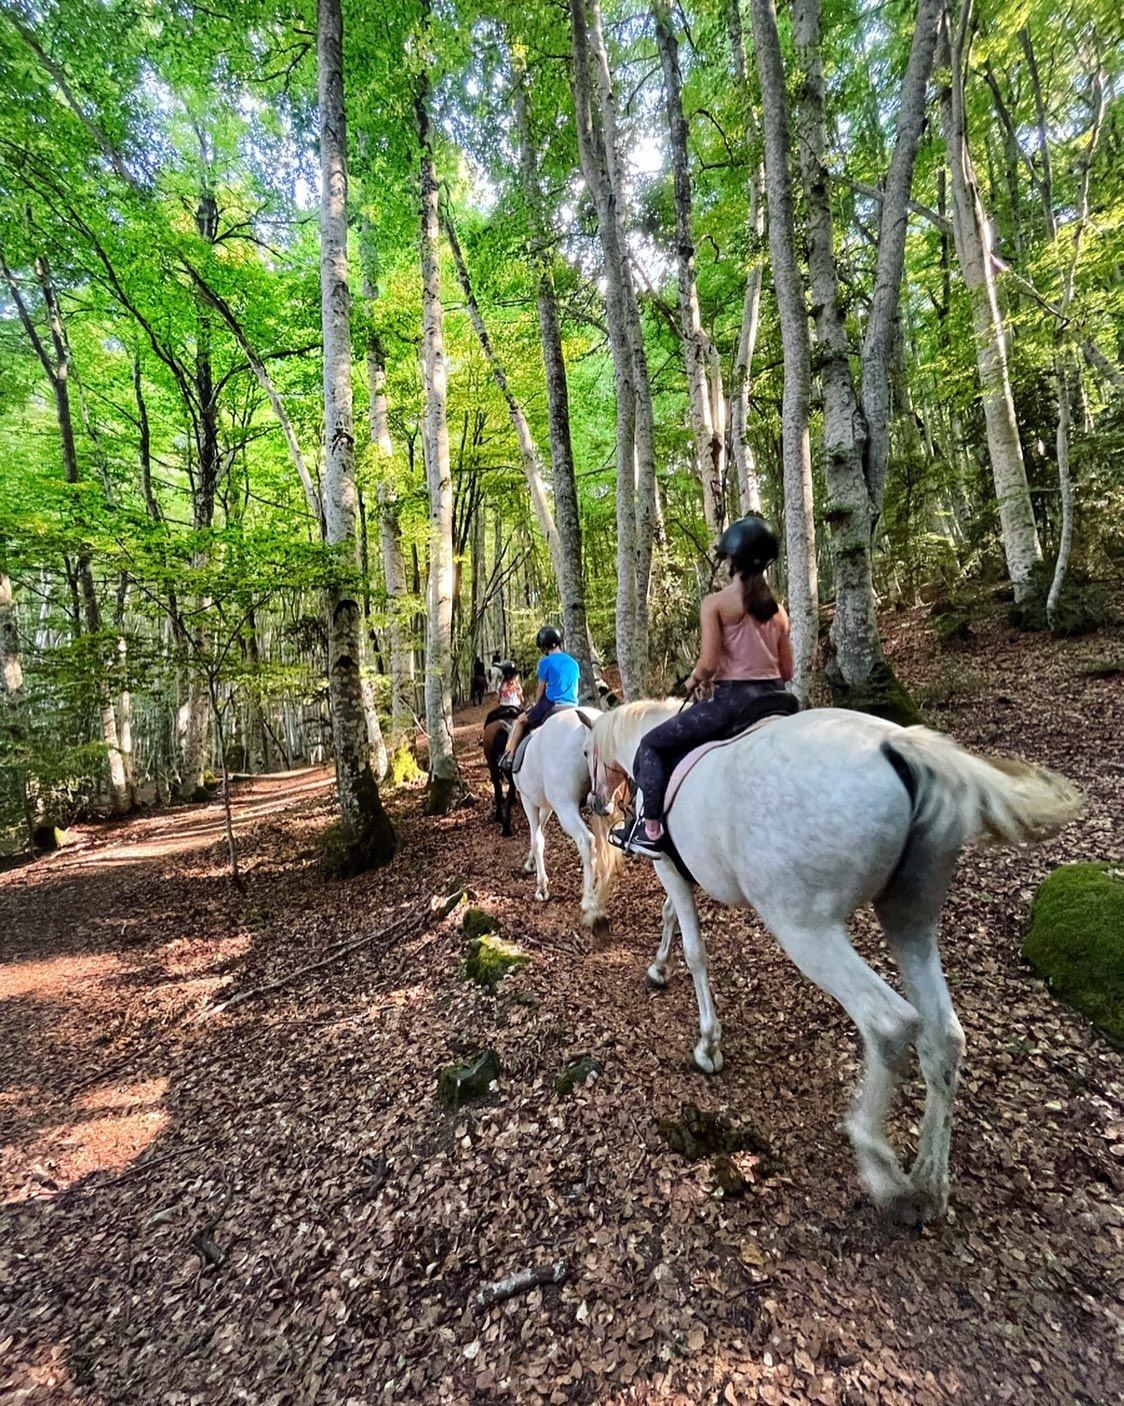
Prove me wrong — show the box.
[593,697,680,765]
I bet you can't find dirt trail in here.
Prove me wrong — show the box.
[1,613,1122,1406]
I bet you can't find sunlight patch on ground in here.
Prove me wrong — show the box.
[365,983,432,1020]
[0,1345,76,1406]
[4,1078,169,1204]
[0,951,123,1002]
[156,932,251,978]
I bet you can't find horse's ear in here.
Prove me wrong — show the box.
[577,711,595,729]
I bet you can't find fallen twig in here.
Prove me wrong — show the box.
[474,1259,568,1311]
[202,901,429,1018]
[191,1186,233,1270]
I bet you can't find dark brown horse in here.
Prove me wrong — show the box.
[481,707,520,834]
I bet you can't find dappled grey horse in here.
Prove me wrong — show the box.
[587,701,1081,1223]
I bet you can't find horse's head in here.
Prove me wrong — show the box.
[581,711,629,817]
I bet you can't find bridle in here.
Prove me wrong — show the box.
[589,741,629,817]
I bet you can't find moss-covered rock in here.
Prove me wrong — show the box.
[1023,864,1124,1042]
[31,824,66,853]
[437,1048,501,1108]
[463,932,528,987]
[1010,563,1116,638]
[555,1054,601,1097]
[826,656,924,727]
[462,907,499,941]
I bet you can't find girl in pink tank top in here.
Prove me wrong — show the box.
[611,516,794,859]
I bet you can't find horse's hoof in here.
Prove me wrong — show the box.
[886,1185,943,1227]
[691,1045,723,1075]
[645,967,668,990]
[588,915,611,945]
[535,888,549,902]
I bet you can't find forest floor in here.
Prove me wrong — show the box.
[1,607,1123,1406]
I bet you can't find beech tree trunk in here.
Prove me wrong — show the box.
[0,570,34,842]
[416,61,462,813]
[792,0,882,699]
[726,0,765,516]
[317,0,395,866]
[2,248,131,813]
[655,0,725,534]
[361,229,418,761]
[940,0,1041,602]
[860,0,944,522]
[570,0,652,696]
[749,0,818,701]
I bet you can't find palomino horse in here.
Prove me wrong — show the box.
[481,708,520,835]
[586,700,1081,1223]
[512,707,620,934]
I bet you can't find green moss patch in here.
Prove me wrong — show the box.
[437,1049,501,1108]
[462,932,528,987]
[827,657,924,727]
[1023,864,1124,1042]
[387,745,423,786]
[462,907,499,941]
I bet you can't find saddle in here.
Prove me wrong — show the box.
[664,691,799,811]
[659,692,800,883]
[511,701,585,775]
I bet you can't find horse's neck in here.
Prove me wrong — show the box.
[617,703,678,773]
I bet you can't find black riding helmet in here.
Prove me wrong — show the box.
[716,515,779,575]
[536,624,564,650]
[500,660,519,679]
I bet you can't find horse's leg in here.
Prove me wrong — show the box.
[766,914,921,1213]
[875,859,964,1223]
[520,792,539,874]
[646,896,679,989]
[554,800,602,927]
[531,804,553,901]
[656,864,722,1073]
[501,777,516,837]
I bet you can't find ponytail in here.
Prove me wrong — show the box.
[740,570,779,623]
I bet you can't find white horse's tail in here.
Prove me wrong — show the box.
[881,727,1083,849]
[587,810,623,920]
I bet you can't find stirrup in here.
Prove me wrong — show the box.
[498,751,514,774]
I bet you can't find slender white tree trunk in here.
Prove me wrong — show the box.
[1046,70,1104,629]
[588,0,657,652]
[361,233,417,764]
[655,0,725,534]
[570,0,639,695]
[750,0,819,700]
[317,0,395,864]
[860,0,944,521]
[0,570,34,841]
[726,0,765,516]
[793,0,879,693]
[416,70,462,812]
[941,0,1041,602]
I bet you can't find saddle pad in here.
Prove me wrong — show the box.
[512,702,591,775]
[511,733,533,775]
[664,715,778,813]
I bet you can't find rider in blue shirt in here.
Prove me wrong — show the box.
[500,625,580,771]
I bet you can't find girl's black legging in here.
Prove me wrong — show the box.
[633,679,785,823]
